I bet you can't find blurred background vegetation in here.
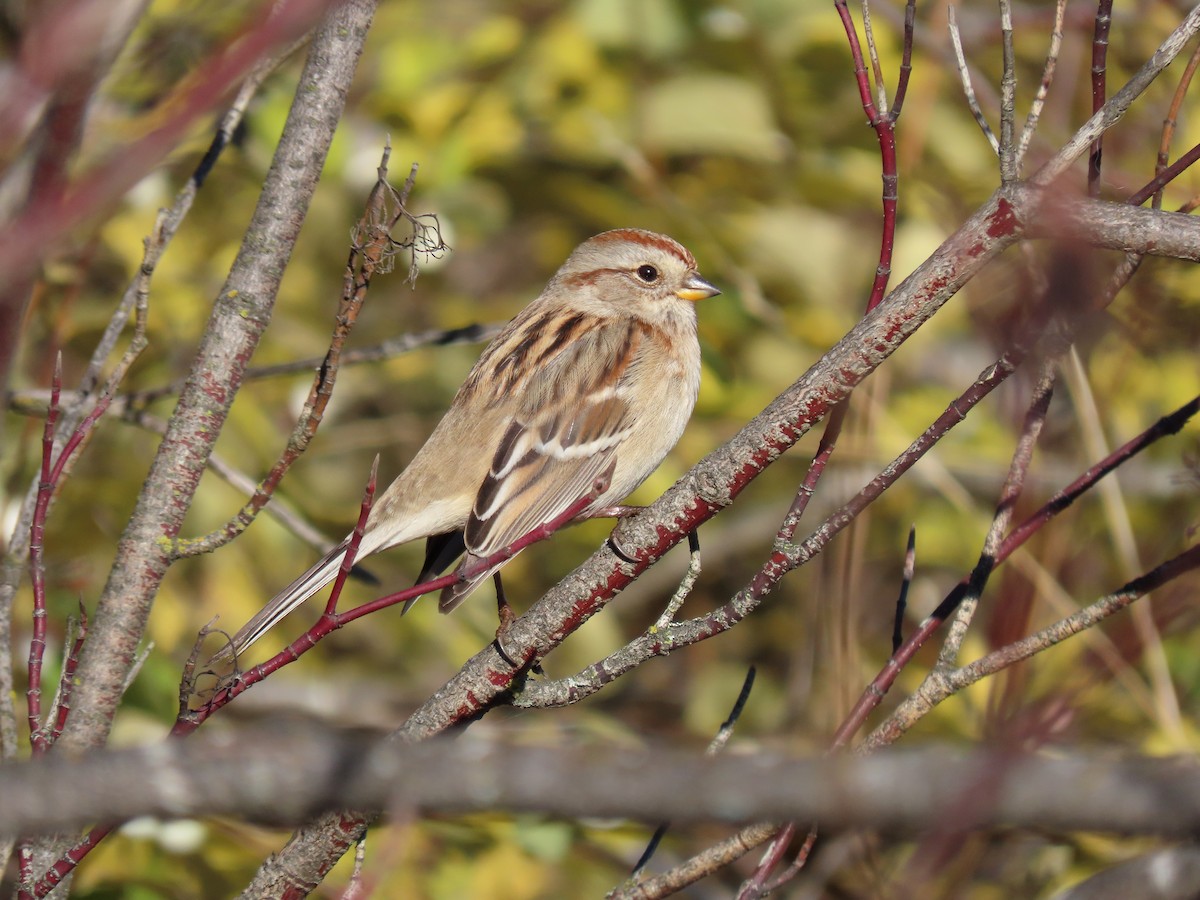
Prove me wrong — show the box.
[3,0,1199,896]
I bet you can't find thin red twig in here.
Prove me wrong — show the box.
[27,360,123,755]
[760,827,817,894]
[21,824,115,900]
[323,457,380,618]
[1127,139,1200,207]
[26,355,61,754]
[779,0,921,551]
[176,478,610,735]
[777,0,909,556]
[891,0,916,115]
[833,0,899,309]
[775,401,847,543]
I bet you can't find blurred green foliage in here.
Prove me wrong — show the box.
[3,0,1200,896]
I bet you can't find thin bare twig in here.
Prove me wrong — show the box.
[1017,0,1067,166]
[867,543,1200,755]
[947,545,1200,692]
[5,323,503,420]
[949,5,999,155]
[1127,140,1200,206]
[998,0,1018,182]
[938,360,1058,668]
[654,531,702,629]
[25,357,61,756]
[46,605,87,745]
[609,824,780,900]
[891,0,917,115]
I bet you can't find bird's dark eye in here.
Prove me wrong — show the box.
[636,264,660,283]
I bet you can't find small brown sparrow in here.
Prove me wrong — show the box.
[227,228,719,656]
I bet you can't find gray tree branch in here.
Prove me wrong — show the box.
[2,725,1199,839]
[58,0,376,758]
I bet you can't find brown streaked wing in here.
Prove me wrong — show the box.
[463,318,642,559]
[437,391,627,615]
[465,387,629,557]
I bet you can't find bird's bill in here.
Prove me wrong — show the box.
[675,272,721,302]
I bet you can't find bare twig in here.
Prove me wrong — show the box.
[860,0,889,116]
[938,360,1058,668]
[998,0,1018,182]
[1089,0,1115,195]
[46,604,87,745]
[653,531,702,629]
[179,474,611,733]
[5,323,503,420]
[949,5,999,155]
[1127,141,1200,207]
[892,0,917,115]
[1017,0,1067,166]
[25,357,61,755]
[609,823,779,900]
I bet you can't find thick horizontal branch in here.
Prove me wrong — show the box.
[1,726,1198,838]
[1014,184,1200,260]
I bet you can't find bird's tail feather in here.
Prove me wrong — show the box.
[436,551,512,614]
[219,538,351,661]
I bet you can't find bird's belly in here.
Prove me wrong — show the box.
[601,365,698,506]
